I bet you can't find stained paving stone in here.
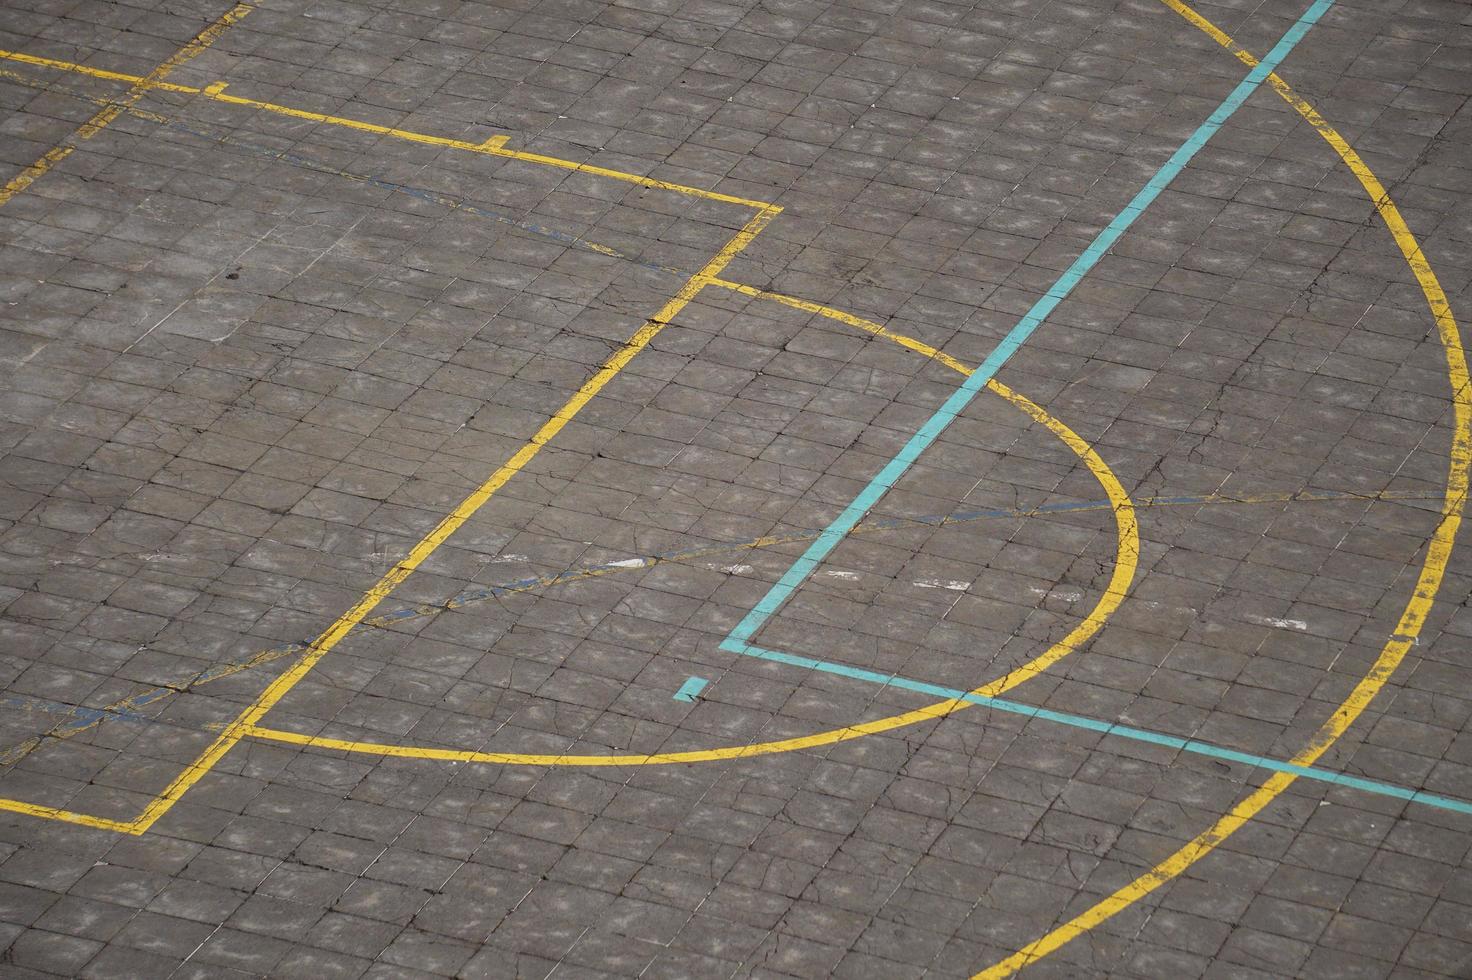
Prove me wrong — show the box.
[0,0,1469,977]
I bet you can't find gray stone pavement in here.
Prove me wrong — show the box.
[0,0,1471,976]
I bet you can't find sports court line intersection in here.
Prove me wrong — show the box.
[720,0,1337,660]
[0,36,785,832]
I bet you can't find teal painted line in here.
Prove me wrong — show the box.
[14,488,1434,761]
[721,0,1336,652]
[15,487,1433,763]
[731,641,1472,817]
[673,676,709,702]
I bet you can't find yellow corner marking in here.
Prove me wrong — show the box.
[974,3,1472,977]
[0,62,695,282]
[0,3,252,208]
[244,286,1140,768]
[0,797,137,834]
[0,47,776,210]
[115,204,780,834]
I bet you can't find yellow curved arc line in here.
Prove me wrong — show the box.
[705,276,979,377]
[121,207,783,834]
[244,292,1140,764]
[975,2,1472,976]
[0,205,781,834]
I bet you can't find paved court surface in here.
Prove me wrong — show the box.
[0,0,1470,976]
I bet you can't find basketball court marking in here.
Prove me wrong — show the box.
[977,0,1471,973]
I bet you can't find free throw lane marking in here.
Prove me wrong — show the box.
[0,47,775,210]
[0,188,778,830]
[117,204,781,835]
[0,217,1139,825]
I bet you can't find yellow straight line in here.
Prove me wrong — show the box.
[0,3,254,832]
[198,80,773,206]
[113,204,779,834]
[0,48,776,210]
[975,3,1472,976]
[0,486,1438,770]
[705,277,1142,686]
[243,289,1140,768]
[0,49,171,88]
[0,796,137,833]
[0,146,77,207]
[0,3,252,207]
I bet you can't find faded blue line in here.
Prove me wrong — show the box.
[731,641,1472,816]
[721,0,1336,652]
[674,676,709,702]
[0,695,146,725]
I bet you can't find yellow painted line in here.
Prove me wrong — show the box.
[0,146,76,207]
[10,485,1433,770]
[0,49,202,90]
[112,204,780,834]
[707,279,1141,690]
[975,3,1472,976]
[707,277,976,376]
[0,68,172,126]
[201,82,772,205]
[0,3,252,207]
[0,48,776,210]
[0,180,776,830]
[0,62,699,282]
[244,289,1140,767]
[0,796,137,834]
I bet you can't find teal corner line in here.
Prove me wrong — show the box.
[722,0,1337,650]
[706,0,1472,821]
[723,639,1472,817]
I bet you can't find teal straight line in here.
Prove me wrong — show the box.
[733,641,1472,817]
[8,488,1427,762]
[721,0,1336,652]
[673,676,709,702]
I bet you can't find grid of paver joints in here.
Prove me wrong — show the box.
[0,1,1466,977]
